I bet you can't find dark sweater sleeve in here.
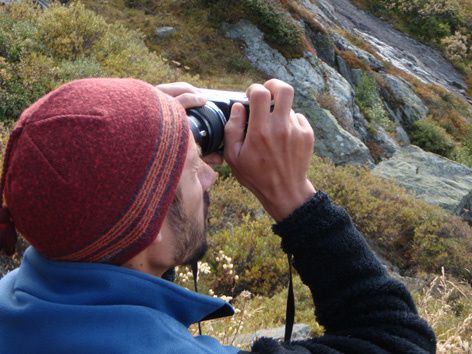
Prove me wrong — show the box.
[242,192,436,354]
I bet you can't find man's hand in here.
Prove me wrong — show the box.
[155,82,223,167]
[224,79,316,222]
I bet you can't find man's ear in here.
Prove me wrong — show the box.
[155,215,172,244]
[152,230,164,244]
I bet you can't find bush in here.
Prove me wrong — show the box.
[207,215,287,297]
[412,215,472,278]
[35,2,107,60]
[409,117,455,156]
[243,0,304,58]
[201,0,304,58]
[0,1,193,122]
[205,156,472,289]
[441,31,471,63]
[355,73,392,131]
[451,126,472,167]
[308,156,472,283]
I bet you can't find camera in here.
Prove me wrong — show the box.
[186,89,249,156]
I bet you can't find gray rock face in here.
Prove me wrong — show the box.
[233,324,311,346]
[332,33,384,71]
[154,26,176,38]
[395,124,411,146]
[379,74,428,126]
[315,0,467,97]
[371,127,399,159]
[373,145,472,223]
[335,54,355,86]
[224,20,364,139]
[309,31,336,67]
[295,90,374,166]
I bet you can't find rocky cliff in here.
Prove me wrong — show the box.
[222,0,472,224]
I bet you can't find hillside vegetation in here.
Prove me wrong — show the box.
[0,1,203,122]
[88,0,472,168]
[0,1,471,353]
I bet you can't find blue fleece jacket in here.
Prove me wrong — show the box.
[0,247,239,354]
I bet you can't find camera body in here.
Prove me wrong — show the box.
[186,89,249,156]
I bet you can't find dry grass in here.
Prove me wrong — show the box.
[334,27,384,61]
[384,65,471,141]
[315,92,353,131]
[415,269,472,353]
[283,0,327,34]
[186,266,472,353]
[337,49,371,71]
[466,73,472,99]
[80,0,266,87]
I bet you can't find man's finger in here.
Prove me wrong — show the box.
[175,93,207,109]
[203,153,224,167]
[155,82,200,97]
[263,79,294,123]
[224,103,247,163]
[296,113,312,130]
[246,84,271,133]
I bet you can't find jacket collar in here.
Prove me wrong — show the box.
[15,247,234,327]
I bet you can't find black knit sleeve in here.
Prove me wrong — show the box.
[241,192,436,354]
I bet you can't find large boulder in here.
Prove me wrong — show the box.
[373,145,472,223]
[224,20,366,139]
[295,90,374,166]
[379,74,428,126]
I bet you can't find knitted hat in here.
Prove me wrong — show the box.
[0,78,189,264]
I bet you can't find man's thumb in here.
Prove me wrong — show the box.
[224,103,246,161]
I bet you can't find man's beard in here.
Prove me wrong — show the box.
[167,188,209,265]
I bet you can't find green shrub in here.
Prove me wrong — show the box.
[412,214,472,279]
[408,117,455,156]
[201,0,304,58]
[308,156,472,283]
[205,156,472,289]
[242,0,304,58]
[355,73,391,131]
[207,176,262,234]
[451,126,472,167]
[206,215,287,297]
[0,55,48,119]
[0,17,38,62]
[0,1,193,122]
[35,2,107,60]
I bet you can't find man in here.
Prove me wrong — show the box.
[0,78,435,353]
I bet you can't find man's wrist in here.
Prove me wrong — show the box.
[266,180,316,222]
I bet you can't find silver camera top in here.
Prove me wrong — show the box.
[198,88,249,106]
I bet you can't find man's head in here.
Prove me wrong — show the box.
[125,135,218,275]
[0,78,215,273]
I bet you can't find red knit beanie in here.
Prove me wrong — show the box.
[0,78,189,264]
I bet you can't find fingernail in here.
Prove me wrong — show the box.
[230,104,243,118]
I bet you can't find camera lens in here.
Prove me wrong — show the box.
[187,101,227,156]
